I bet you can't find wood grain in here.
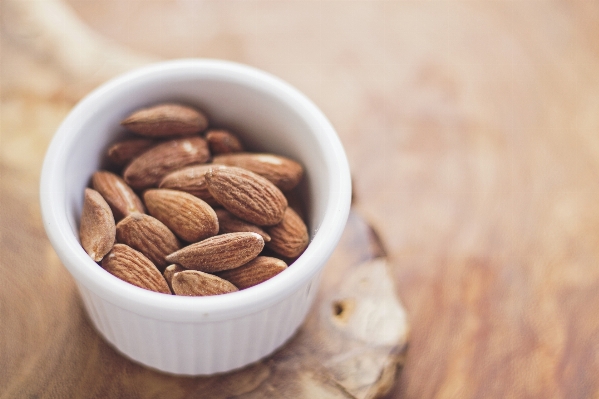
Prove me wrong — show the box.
[0,2,407,397]
[0,178,406,398]
[4,0,599,397]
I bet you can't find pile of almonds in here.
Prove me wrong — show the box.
[79,103,309,296]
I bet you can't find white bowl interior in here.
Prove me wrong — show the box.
[41,60,351,321]
[66,76,326,239]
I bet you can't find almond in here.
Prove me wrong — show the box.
[205,129,244,154]
[259,247,299,264]
[116,213,181,271]
[166,232,264,272]
[266,207,309,258]
[163,264,185,291]
[158,164,222,206]
[215,208,271,242]
[106,138,156,168]
[217,256,287,289]
[92,171,145,221]
[205,166,287,226]
[212,153,303,191]
[123,137,210,190]
[80,188,116,262]
[121,103,208,137]
[171,270,238,296]
[144,189,219,243]
[101,244,171,294]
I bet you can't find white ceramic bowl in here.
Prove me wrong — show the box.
[40,59,351,375]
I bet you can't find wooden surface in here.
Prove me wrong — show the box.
[1,185,407,398]
[0,2,408,398]
[3,0,599,397]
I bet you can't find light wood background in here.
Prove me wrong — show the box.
[3,1,599,398]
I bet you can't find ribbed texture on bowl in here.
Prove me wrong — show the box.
[76,274,320,375]
[40,60,351,376]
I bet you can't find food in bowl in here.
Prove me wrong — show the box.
[40,59,351,375]
[79,102,310,296]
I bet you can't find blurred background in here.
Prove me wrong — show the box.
[3,1,599,398]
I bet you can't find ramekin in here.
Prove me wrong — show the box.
[39,59,351,375]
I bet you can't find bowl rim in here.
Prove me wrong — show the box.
[40,59,351,322]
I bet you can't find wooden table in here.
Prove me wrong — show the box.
[3,1,599,397]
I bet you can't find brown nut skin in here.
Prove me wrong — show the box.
[101,244,171,294]
[79,188,116,262]
[106,138,156,169]
[163,264,186,291]
[212,152,303,191]
[144,189,219,243]
[205,129,244,154]
[92,171,145,221]
[205,166,287,226]
[215,208,271,242]
[217,256,287,289]
[116,213,181,272]
[123,137,211,190]
[266,207,309,258]
[158,164,222,207]
[166,232,264,272]
[171,270,238,296]
[121,103,208,138]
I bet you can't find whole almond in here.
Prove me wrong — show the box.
[92,171,145,221]
[80,188,116,262]
[215,208,271,242]
[121,103,208,137]
[101,244,171,294]
[123,137,210,190]
[163,264,185,291]
[106,138,156,168]
[217,256,287,289]
[205,166,287,226]
[171,270,238,296]
[205,129,244,154]
[212,153,303,191]
[159,164,222,206]
[266,207,309,258]
[166,232,264,272]
[144,189,219,243]
[116,213,181,271]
